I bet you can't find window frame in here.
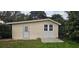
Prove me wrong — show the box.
[44,24,48,31]
[49,24,53,31]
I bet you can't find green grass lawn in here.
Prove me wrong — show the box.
[0,39,79,48]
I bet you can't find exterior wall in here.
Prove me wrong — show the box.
[12,21,59,40]
[12,24,23,40]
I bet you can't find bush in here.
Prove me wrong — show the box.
[0,24,12,39]
[69,31,79,42]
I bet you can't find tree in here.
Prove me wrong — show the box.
[29,11,47,20]
[0,11,12,22]
[51,14,64,23]
[51,14,65,39]
[15,13,25,21]
[67,11,79,42]
[0,11,26,22]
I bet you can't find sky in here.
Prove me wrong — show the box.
[45,11,68,20]
[21,11,68,20]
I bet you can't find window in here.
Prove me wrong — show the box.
[44,24,53,31]
[44,25,48,31]
[49,25,53,31]
[25,26,28,32]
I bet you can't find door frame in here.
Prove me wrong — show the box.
[22,25,30,39]
[43,24,53,39]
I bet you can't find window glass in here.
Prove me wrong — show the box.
[49,25,53,31]
[25,26,28,32]
[44,25,48,31]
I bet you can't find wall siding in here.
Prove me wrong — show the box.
[12,21,59,40]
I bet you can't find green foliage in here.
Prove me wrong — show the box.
[51,14,64,23]
[0,24,12,38]
[29,11,47,20]
[0,11,47,22]
[0,11,30,22]
[67,11,79,42]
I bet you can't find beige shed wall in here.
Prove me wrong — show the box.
[12,24,23,40]
[12,21,59,40]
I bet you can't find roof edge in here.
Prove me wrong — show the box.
[6,19,61,25]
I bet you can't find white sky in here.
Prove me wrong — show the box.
[21,11,68,20]
[45,11,68,20]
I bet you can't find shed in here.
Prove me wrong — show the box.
[7,19,62,42]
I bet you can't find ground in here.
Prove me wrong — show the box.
[0,39,79,48]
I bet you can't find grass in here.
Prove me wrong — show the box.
[0,39,79,48]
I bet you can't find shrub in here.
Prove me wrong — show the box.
[0,24,12,39]
[69,31,79,42]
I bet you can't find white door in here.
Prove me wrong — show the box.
[43,24,53,39]
[44,31,53,39]
[23,26,29,39]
